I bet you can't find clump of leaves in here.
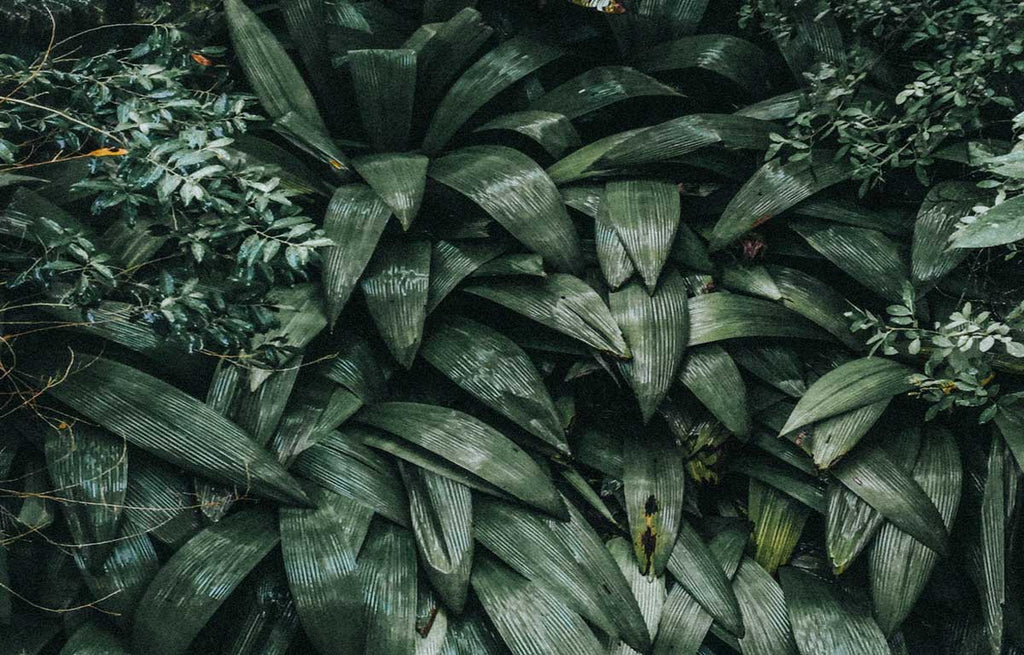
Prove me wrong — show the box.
[0,24,330,358]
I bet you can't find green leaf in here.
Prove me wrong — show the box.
[465,274,629,357]
[778,567,889,655]
[607,537,665,653]
[470,253,546,278]
[595,192,636,289]
[913,182,983,282]
[809,400,890,469]
[291,428,411,526]
[430,146,583,274]
[400,463,473,612]
[678,344,750,437]
[353,153,429,230]
[472,554,605,655]
[709,152,854,251]
[133,509,280,655]
[361,239,431,368]
[122,455,201,548]
[280,485,373,654]
[736,90,807,120]
[426,239,507,313]
[247,285,328,390]
[832,444,949,558]
[44,423,126,569]
[414,8,493,106]
[667,520,744,636]
[974,437,1006,653]
[76,533,159,619]
[596,114,777,169]
[780,358,915,436]
[474,498,619,640]
[423,37,563,152]
[603,179,680,290]
[733,557,799,654]
[870,426,962,635]
[320,184,393,327]
[950,194,1024,249]
[609,272,689,422]
[623,427,685,576]
[60,623,130,655]
[530,66,680,119]
[222,562,299,654]
[546,128,647,184]
[356,402,566,518]
[421,315,567,453]
[790,218,910,302]
[39,355,309,506]
[358,521,418,655]
[273,111,351,177]
[732,343,806,398]
[348,49,417,152]
[748,479,810,574]
[476,110,582,160]
[636,34,771,96]
[224,0,326,131]
[688,292,829,346]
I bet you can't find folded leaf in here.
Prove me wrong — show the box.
[357,402,566,517]
[430,146,583,274]
[666,520,744,636]
[734,557,799,654]
[133,509,280,655]
[603,179,680,290]
[426,240,507,313]
[476,110,582,160]
[607,537,665,654]
[530,66,680,119]
[610,272,689,422]
[465,274,629,357]
[748,479,810,573]
[421,315,567,452]
[688,293,829,345]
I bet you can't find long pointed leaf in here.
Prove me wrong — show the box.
[667,520,744,636]
[678,344,750,437]
[348,49,417,151]
[359,521,418,655]
[636,35,770,96]
[603,179,680,290]
[362,239,431,368]
[353,153,429,230]
[624,427,685,576]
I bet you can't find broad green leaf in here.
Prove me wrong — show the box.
[224,0,326,131]
[421,315,567,452]
[610,272,689,422]
[246,286,327,390]
[734,557,799,655]
[780,358,915,436]
[603,179,680,290]
[353,153,429,230]
[790,218,910,302]
[636,34,770,96]
[348,49,417,152]
[469,253,546,278]
[122,455,201,548]
[426,240,507,314]
[472,554,605,655]
[76,533,159,620]
[793,197,909,237]
[323,330,389,403]
[40,355,309,506]
[911,182,982,282]
[400,463,473,612]
[222,562,299,655]
[736,90,807,120]
[667,520,744,635]
[623,427,685,576]
[356,402,566,517]
[44,423,126,569]
[832,444,949,558]
[596,114,777,169]
[437,610,508,654]
[688,293,829,346]
[465,274,629,357]
[321,184,393,327]
[133,509,280,655]
[546,128,647,184]
[195,361,244,522]
[950,193,1024,249]
[362,239,431,368]
[60,623,130,655]
[748,479,810,573]
[807,400,890,469]
[770,0,846,78]
[974,438,1006,653]
[607,537,665,654]
[414,8,493,106]
[732,343,806,398]
[358,521,418,655]
[678,344,750,437]
[282,0,334,103]
[596,193,636,288]
[733,457,827,514]
[994,400,1024,470]
[474,498,618,640]
[430,146,583,274]
[870,426,962,635]
[530,66,680,119]
[273,111,351,176]
[476,110,582,160]
[778,567,889,655]
[709,152,854,251]
[670,222,714,272]
[423,37,563,152]
[291,428,411,526]
[280,486,373,655]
